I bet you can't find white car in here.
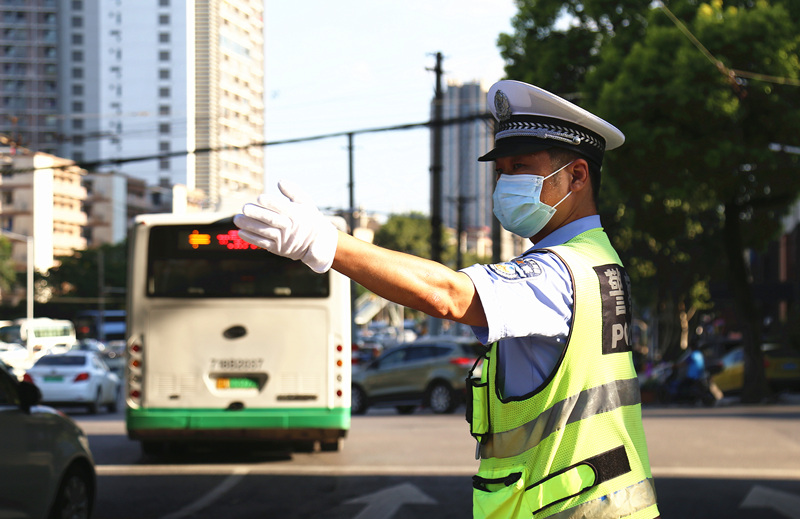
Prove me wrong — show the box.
[0,359,96,518]
[25,350,121,414]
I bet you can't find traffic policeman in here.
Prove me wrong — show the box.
[234,79,660,519]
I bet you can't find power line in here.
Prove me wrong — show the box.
[657,1,800,87]
[2,113,493,174]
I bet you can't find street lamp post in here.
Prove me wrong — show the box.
[0,229,34,322]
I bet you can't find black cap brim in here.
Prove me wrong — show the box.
[478,137,552,162]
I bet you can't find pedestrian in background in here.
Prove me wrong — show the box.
[235,80,660,519]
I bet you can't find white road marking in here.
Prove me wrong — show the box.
[344,483,436,519]
[96,464,800,480]
[158,467,250,519]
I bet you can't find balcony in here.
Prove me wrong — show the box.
[52,208,88,226]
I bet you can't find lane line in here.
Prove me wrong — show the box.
[96,464,800,480]
[159,467,250,519]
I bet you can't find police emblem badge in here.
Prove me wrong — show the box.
[494,89,512,122]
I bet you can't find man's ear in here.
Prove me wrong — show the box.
[569,159,590,192]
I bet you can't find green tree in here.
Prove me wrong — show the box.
[0,236,18,300]
[373,212,458,266]
[499,1,800,401]
[41,242,128,305]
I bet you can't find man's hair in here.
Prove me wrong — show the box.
[547,148,601,203]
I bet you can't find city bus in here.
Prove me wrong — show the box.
[125,212,351,454]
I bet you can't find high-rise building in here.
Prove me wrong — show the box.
[0,0,265,211]
[0,0,60,155]
[440,81,494,234]
[436,81,532,261]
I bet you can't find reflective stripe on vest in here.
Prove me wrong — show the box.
[480,378,641,460]
[546,478,658,519]
[526,446,631,515]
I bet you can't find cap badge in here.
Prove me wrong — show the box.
[494,90,512,122]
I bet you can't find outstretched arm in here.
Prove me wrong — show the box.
[234,180,487,328]
[333,232,487,327]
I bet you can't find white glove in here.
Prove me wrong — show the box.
[234,180,339,273]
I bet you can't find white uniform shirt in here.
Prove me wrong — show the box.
[460,215,602,398]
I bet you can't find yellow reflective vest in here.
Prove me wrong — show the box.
[467,228,660,519]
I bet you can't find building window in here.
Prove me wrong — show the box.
[159,32,170,43]
[72,50,83,62]
[159,141,170,152]
[159,159,170,170]
[72,101,83,112]
[71,33,83,45]
[73,151,84,162]
[72,84,83,95]
[72,0,83,10]
[2,191,12,204]
[158,87,170,98]
[159,123,170,134]
[158,50,170,61]
[159,14,170,25]
[71,16,82,28]
[159,69,170,80]
[72,67,83,79]
[72,135,83,146]
[159,0,170,6]
[72,119,83,130]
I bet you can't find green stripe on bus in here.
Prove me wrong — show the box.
[126,407,351,431]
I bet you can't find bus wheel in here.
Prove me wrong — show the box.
[351,386,368,415]
[141,441,165,457]
[292,441,315,453]
[320,439,341,452]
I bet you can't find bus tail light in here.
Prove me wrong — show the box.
[127,338,144,407]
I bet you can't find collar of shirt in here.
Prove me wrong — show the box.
[525,215,602,251]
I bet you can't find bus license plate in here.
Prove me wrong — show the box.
[216,377,258,389]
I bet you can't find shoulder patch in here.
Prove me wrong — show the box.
[594,264,633,354]
[488,257,543,280]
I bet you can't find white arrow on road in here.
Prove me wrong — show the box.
[740,485,800,519]
[344,482,437,519]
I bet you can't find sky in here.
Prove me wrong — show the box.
[263,0,518,217]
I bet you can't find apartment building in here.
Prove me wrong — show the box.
[0,0,266,211]
[0,146,87,273]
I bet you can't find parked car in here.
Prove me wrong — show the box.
[710,344,800,394]
[0,358,96,518]
[24,350,121,414]
[351,336,484,415]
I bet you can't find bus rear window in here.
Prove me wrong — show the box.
[146,222,329,298]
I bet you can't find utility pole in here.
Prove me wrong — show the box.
[347,132,356,235]
[428,52,444,265]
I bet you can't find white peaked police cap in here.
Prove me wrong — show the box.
[479,80,625,167]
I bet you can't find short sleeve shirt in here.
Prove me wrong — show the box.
[460,216,602,398]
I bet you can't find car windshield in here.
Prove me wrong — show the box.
[34,355,86,367]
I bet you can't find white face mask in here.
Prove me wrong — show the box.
[492,161,574,238]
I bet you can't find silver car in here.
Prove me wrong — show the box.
[0,359,96,518]
[351,336,484,415]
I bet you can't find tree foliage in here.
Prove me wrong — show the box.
[499,0,800,400]
[0,236,18,297]
[42,242,128,302]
